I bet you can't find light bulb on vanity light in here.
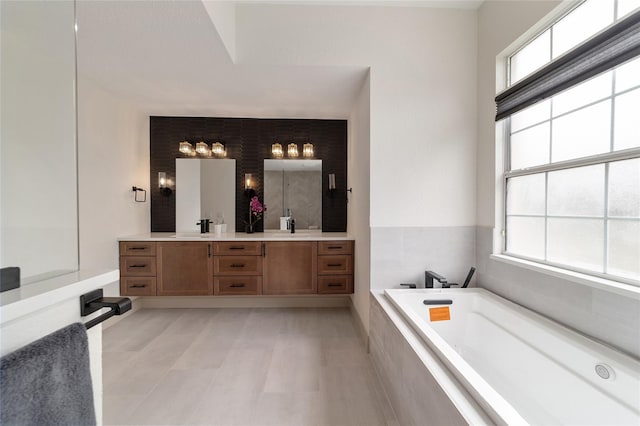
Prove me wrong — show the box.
[272,143,284,158]
[303,143,314,158]
[288,143,299,158]
[179,141,194,155]
[196,141,209,155]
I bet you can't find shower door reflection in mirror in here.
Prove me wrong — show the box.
[264,160,322,230]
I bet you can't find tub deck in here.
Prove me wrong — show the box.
[384,288,640,425]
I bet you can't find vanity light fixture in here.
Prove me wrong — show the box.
[196,141,209,155]
[211,141,225,157]
[179,141,194,155]
[158,172,172,196]
[288,143,299,158]
[272,143,284,158]
[303,143,314,158]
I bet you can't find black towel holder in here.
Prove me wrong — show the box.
[80,289,132,329]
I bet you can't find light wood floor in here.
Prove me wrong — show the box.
[102,307,398,426]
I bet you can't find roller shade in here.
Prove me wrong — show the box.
[495,8,640,122]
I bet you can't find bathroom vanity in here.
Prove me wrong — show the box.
[119,233,354,297]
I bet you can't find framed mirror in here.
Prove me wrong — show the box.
[264,159,322,231]
[175,159,236,232]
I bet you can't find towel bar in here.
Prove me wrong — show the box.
[80,289,131,329]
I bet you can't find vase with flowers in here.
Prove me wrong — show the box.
[245,196,266,233]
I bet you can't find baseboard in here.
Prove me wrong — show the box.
[140,295,352,309]
[349,297,370,351]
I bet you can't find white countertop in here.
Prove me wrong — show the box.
[0,269,120,324]
[119,231,354,241]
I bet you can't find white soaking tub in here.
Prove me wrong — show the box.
[383,288,640,425]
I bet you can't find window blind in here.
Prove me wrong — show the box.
[495,8,640,121]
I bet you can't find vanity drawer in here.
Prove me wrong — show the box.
[120,256,157,276]
[120,241,156,256]
[121,277,157,296]
[317,275,352,294]
[214,276,262,295]
[318,241,353,255]
[213,241,262,256]
[214,256,263,275]
[317,255,353,275]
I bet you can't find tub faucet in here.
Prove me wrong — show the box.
[442,267,476,288]
[425,270,447,288]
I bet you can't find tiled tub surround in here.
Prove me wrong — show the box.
[370,226,640,360]
[370,226,477,289]
[476,226,640,359]
[370,291,489,426]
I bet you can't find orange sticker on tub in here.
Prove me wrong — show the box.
[429,307,450,322]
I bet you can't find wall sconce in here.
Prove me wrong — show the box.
[244,173,256,197]
[158,172,172,196]
[328,173,336,197]
[303,143,314,158]
[288,143,299,158]
[179,141,194,155]
[272,143,284,158]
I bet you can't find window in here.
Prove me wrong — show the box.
[500,0,640,284]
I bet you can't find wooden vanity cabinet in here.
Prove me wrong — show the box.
[213,241,263,295]
[157,242,213,296]
[317,241,354,294]
[119,242,157,296]
[263,241,318,295]
[120,239,354,297]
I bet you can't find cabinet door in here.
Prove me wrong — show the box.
[157,242,213,296]
[263,242,317,294]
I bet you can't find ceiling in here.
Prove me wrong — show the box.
[77,0,367,118]
[77,0,483,118]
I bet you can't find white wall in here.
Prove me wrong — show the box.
[348,73,371,335]
[236,4,478,227]
[1,0,78,280]
[236,4,479,330]
[475,0,640,358]
[77,78,149,273]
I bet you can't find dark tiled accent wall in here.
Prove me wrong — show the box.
[150,117,348,232]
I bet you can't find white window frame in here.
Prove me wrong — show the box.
[493,0,640,298]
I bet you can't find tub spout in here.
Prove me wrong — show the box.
[425,270,447,288]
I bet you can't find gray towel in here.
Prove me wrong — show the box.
[0,323,96,426]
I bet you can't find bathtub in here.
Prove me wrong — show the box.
[382,288,640,425]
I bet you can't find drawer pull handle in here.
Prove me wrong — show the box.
[327,246,343,249]
[129,247,147,251]
[327,263,342,267]
[129,264,147,268]
[130,284,147,288]
[230,263,246,268]
[229,247,245,250]
[328,283,342,287]
[230,284,246,288]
